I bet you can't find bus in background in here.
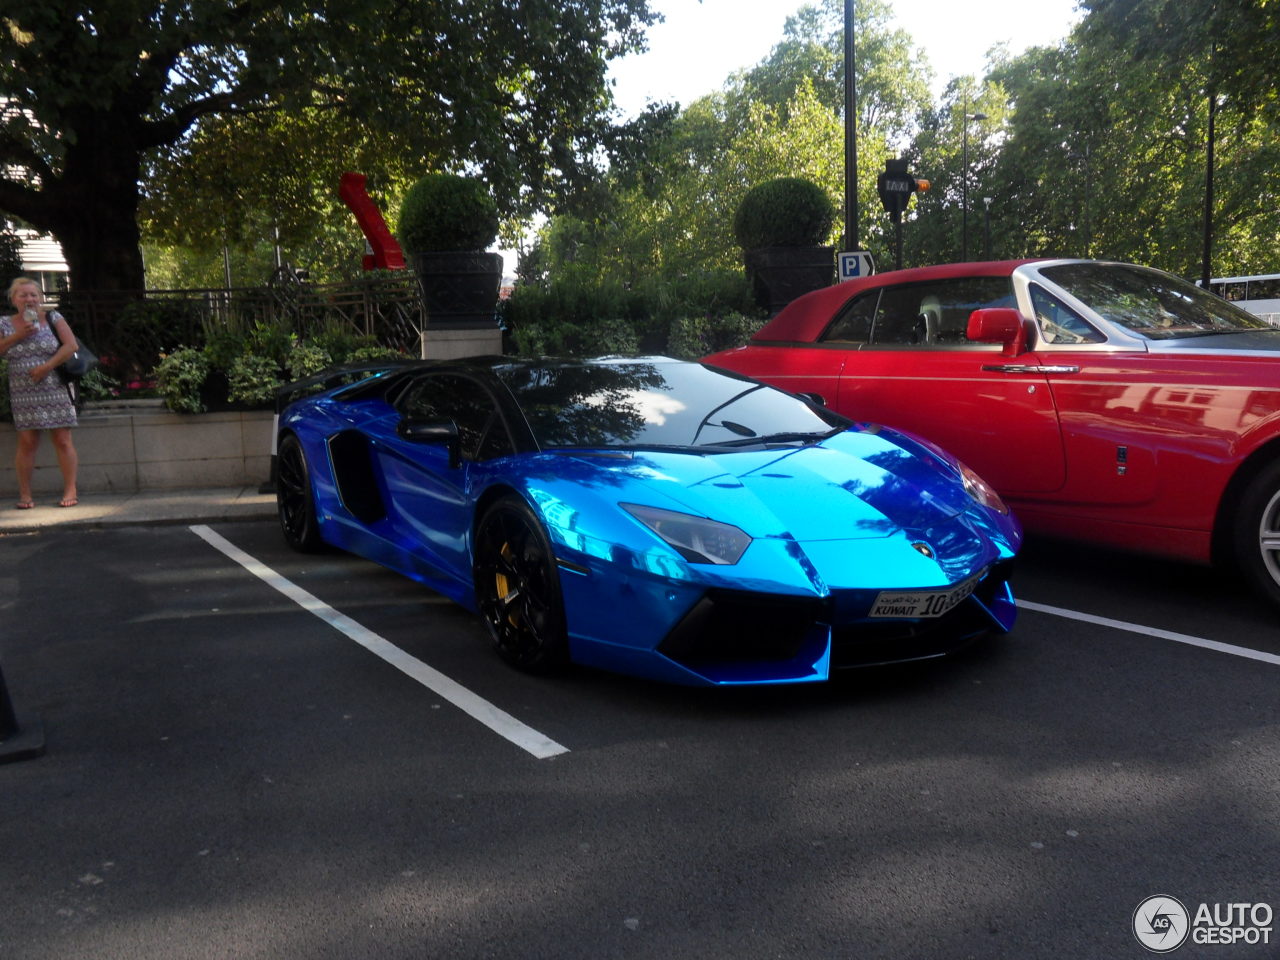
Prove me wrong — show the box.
[1208,274,1280,326]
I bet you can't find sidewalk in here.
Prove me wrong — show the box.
[0,485,277,534]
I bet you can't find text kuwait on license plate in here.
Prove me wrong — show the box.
[868,569,984,619]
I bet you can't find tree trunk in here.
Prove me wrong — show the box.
[46,111,147,296]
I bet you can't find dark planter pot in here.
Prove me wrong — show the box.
[199,370,234,412]
[197,370,271,412]
[412,251,505,328]
[744,245,835,316]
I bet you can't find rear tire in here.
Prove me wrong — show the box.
[277,434,325,552]
[473,496,569,672]
[1233,459,1280,609]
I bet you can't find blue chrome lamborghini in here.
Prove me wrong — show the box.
[275,356,1020,686]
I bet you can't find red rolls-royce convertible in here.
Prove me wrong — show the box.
[705,259,1280,608]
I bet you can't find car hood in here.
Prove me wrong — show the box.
[607,428,975,541]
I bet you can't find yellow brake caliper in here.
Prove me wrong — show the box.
[496,542,519,626]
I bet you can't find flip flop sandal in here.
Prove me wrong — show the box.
[15,499,35,510]
[58,497,79,508]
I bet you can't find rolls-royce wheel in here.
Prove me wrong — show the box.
[1233,459,1280,609]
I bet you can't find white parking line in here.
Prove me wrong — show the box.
[190,525,569,759]
[1020,599,1280,666]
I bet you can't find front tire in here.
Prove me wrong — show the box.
[1233,459,1280,608]
[473,496,569,672]
[277,433,324,552]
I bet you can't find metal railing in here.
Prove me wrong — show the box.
[46,273,426,386]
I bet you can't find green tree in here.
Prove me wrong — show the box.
[140,108,405,286]
[961,15,1280,279]
[735,0,930,145]
[1074,0,1280,278]
[0,0,657,294]
[532,0,927,283]
[900,73,1010,266]
[1081,0,1280,117]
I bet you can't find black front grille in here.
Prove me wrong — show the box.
[658,559,1014,673]
[829,606,989,668]
[830,558,1014,669]
[658,590,827,669]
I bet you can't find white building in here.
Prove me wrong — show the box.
[15,228,68,292]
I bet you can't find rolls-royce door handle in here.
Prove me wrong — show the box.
[981,364,1080,374]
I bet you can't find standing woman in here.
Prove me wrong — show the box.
[0,277,80,508]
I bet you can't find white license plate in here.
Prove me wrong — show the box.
[869,571,984,619]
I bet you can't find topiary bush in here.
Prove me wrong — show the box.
[733,177,836,251]
[398,172,499,253]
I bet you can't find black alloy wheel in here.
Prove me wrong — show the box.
[1233,458,1280,609]
[277,433,324,552]
[473,496,569,672]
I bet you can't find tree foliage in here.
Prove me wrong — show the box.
[7,0,1277,303]
[1081,0,1280,118]
[529,0,918,284]
[551,0,1280,287]
[904,2,1280,279]
[0,0,657,293]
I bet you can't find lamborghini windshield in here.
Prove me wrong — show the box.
[496,359,848,450]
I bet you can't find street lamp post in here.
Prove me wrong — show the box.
[1201,90,1217,288]
[1068,147,1092,257]
[961,108,986,262]
[843,0,857,252]
[983,196,993,260]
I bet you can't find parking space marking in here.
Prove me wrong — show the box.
[191,525,569,759]
[1021,599,1280,666]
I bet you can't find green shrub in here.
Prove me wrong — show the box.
[80,365,123,402]
[154,347,211,413]
[733,177,836,250]
[398,172,499,252]
[202,329,244,374]
[500,269,760,358]
[287,342,333,380]
[285,336,402,380]
[228,353,284,406]
[347,344,404,364]
[667,312,762,360]
[244,321,296,367]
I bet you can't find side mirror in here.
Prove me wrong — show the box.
[795,391,827,407]
[967,308,1028,357]
[397,418,461,468]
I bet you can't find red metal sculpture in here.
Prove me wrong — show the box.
[339,172,406,270]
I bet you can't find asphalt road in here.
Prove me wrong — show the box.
[1,520,1277,960]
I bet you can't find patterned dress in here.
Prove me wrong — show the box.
[1,311,78,431]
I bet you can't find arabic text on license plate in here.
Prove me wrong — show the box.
[869,571,983,619]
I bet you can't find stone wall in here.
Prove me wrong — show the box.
[0,401,273,495]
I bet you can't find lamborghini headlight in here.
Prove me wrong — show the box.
[958,461,1010,515]
[621,503,752,565]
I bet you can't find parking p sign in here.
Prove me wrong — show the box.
[838,251,875,281]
